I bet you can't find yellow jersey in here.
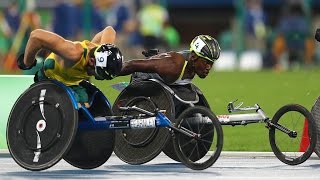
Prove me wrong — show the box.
[43,40,92,86]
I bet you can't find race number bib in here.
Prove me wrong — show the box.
[191,37,206,53]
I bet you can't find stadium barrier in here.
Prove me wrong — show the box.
[0,75,34,149]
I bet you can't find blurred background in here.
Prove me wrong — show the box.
[0,0,320,74]
[1,0,320,151]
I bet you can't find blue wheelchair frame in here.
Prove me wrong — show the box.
[53,80,174,131]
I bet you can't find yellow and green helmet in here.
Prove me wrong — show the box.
[190,35,221,62]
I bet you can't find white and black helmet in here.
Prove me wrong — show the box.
[190,35,221,62]
[94,44,123,80]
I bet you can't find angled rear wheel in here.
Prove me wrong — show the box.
[173,106,223,170]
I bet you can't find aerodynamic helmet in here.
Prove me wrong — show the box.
[94,44,123,80]
[190,35,221,62]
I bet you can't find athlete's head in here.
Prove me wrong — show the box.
[90,44,123,80]
[189,35,221,78]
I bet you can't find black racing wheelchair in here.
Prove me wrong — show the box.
[6,79,223,171]
[110,48,317,167]
[113,77,317,166]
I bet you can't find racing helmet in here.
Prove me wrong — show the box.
[190,35,221,62]
[94,44,123,80]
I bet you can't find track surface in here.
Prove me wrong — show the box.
[1,151,320,179]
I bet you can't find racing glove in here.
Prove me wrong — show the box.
[142,49,159,58]
[17,53,37,70]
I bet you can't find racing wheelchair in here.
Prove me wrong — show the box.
[110,48,316,166]
[113,77,316,166]
[6,79,223,171]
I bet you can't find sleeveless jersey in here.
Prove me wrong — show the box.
[174,50,192,85]
[43,40,92,86]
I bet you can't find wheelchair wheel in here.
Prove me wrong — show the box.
[269,104,317,165]
[112,81,175,165]
[6,80,78,171]
[63,130,114,169]
[311,96,320,158]
[114,96,168,164]
[173,106,223,170]
[163,84,211,162]
[63,81,115,169]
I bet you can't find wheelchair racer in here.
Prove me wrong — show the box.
[18,26,220,107]
[18,26,122,108]
[119,34,221,85]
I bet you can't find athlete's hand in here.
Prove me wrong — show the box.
[17,53,37,70]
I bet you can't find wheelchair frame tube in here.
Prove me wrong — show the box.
[78,111,172,131]
[217,113,265,125]
[149,78,199,105]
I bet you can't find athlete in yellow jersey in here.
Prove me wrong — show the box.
[18,25,221,107]
[18,26,122,107]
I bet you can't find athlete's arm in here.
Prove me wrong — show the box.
[91,26,116,44]
[23,29,83,67]
[119,52,184,78]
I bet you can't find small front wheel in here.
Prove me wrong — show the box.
[173,106,223,170]
[269,104,317,165]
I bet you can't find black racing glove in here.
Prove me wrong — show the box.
[315,28,320,42]
[17,53,37,70]
[142,49,159,58]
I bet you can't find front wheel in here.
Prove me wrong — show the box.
[172,106,223,170]
[269,104,317,165]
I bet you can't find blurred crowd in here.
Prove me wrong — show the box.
[0,0,319,73]
[242,0,316,71]
[0,0,180,73]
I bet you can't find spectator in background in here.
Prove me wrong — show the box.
[162,21,180,51]
[0,10,13,65]
[4,1,20,35]
[137,0,168,50]
[94,0,142,59]
[100,0,131,50]
[52,0,78,39]
[102,0,130,33]
[1,0,41,72]
[53,0,106,40]
[0,1,21,62]
[244,0,267,52]
[272,2,314,70]
[74,0,106,38]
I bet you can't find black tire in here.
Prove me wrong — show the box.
[114,96,168,164]
[63,81,115,169]
[162,84,211,162]
[173,106,223,170]
[269,104,317,165]
[310,96,320,158]
[6,80,78,171]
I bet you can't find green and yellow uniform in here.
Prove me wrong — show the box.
[39,40,93,103]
